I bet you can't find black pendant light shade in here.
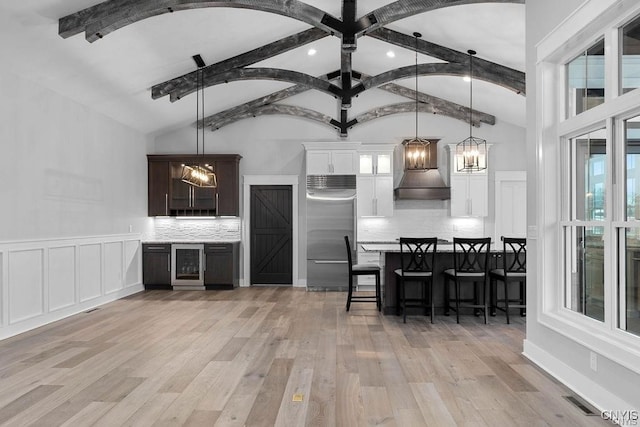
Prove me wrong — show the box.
[403,31,432,171]
[456,49,487,172]
[182,54,217,188]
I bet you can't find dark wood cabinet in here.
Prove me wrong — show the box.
[204,243,239,290]
[214,159,240,216]
[142,244,171,289]
[148,161,170,216]
[168,162,217,212]
[147,154,241,217]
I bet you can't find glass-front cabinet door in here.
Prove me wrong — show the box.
[359,152,392,175]
[169,162,216,214]
[171,244,204,288]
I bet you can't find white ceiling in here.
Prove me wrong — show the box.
[0,1,526,136]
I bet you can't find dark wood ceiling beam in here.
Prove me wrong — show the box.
[202,69,341,129]
[353,102,458,126]
[376,82,494,126]
[202,104,338,132]
[341,52,353,108]
[170,68,342,102]
[355,0,524,35]
[367,27,525,94]
[341,0,357,51]
[204,68,495,131]
[59,0,341,42]
[354,71,494,126]
[152,28,328,100]
[353,62,525,96]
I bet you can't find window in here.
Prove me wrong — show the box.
[621,114,640,336]
[621,15,640,94]
[564,129,607,321]
[537,0,640,386]
[566,39,605,118]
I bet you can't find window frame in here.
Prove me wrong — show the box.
[537,0,640,374]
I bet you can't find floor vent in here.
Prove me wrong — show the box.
[563,395,598,416]
[85,308,100,313]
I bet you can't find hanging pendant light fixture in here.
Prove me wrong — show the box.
[181,55,217,188]
[456,49,487,172]
[403,32,431,171]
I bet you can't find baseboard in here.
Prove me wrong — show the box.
[0,284,143,341]
[522,339,634,413]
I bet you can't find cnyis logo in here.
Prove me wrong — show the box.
[602,410,639,426]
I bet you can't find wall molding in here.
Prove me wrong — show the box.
[0,233,143,341]
[523,339,633,412]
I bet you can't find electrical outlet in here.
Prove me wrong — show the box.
[590,351,598,371]
[128,224,133,233]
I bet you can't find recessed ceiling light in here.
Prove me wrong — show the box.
[308,48,317,56]
[386,50,395,58]
[463,76,471,82]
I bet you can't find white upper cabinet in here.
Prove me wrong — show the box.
[359,152,392,175]
[449,174,488,217]
[447,144,490,217]
[304,142,360,175]
[357,144,395,217]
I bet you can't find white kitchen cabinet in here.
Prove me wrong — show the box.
[357,145,394,217]
[306,149,357,175]
[357,176,394,217]
[447,143,489,217]
[359,152,392,175]
[450,174,488,217]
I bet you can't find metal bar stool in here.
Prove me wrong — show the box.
[344,236,381,311]
[490,237,526,324]
[394,237,438,323]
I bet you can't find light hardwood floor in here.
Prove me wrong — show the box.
[0,288,610,426]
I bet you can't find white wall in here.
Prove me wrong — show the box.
[526,0,640,411]
[154,88,526,283]
[0,69,149,339]
[0,70,150,240]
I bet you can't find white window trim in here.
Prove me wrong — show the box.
[537,0,640,375]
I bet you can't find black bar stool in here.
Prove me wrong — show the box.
[394,237,438,323]
[443,237,491,324]
[490,237,526,324]
[344,236,381,311]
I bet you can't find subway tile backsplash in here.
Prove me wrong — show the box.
[357,206,485,242]
[146,217,241,241]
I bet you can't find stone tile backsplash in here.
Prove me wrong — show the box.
[357,206,485,242]
[146,217,241,241]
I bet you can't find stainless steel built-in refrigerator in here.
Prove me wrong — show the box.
[306,175,356,291]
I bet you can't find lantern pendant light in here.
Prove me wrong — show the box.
[456,49,487,172]
[403,31,431,171]
[181,55,217,188]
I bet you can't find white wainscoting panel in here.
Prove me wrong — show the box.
[104,241,123,294]
[124,240,140,287]
[48,246,76,312]
[0,252,3,327]
[0,234,143,340]
[78,244,102,303]
[8,249,44,324]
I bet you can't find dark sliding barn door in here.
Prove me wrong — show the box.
[250,185,293,285]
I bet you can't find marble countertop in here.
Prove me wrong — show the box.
[360,242,452,253]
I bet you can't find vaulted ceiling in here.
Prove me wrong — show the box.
[1,0,525,137]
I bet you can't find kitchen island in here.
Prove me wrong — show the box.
[360,241,500,317]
